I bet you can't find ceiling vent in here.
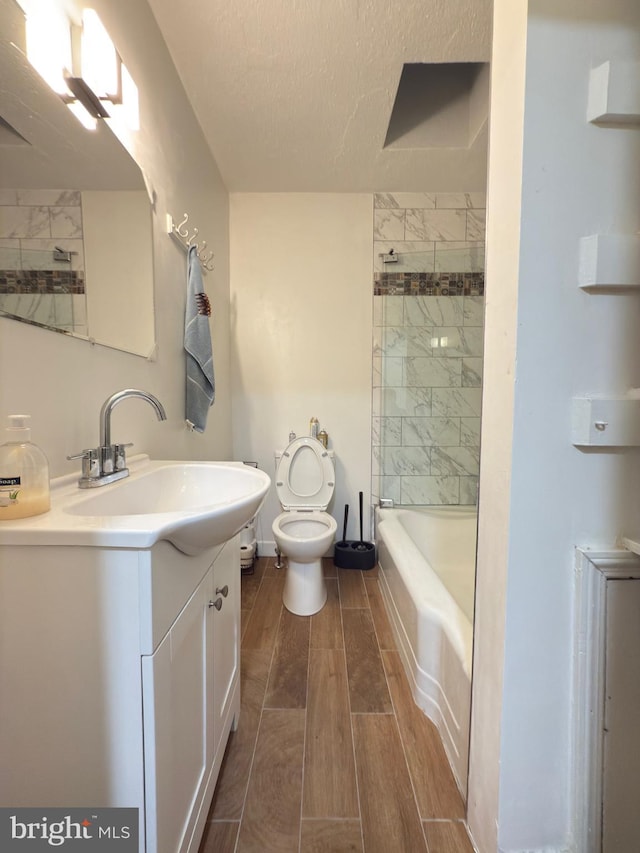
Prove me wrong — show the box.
[384,62,489,150]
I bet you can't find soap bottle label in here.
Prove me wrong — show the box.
[0,477,21,508]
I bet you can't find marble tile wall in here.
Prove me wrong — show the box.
[371,192,485,507]
[0,190,86,334]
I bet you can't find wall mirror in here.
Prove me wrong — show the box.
[0,28,155,357]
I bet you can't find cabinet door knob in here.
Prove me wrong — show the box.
[215,585,229,598]
[209,598,223,611]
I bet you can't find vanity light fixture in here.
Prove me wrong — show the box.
[63,70,111,119]
[23,2,72,96]
[77,10,123,109]
[64,100,99,131]
[21,2,132,130]
[62,10,123,125]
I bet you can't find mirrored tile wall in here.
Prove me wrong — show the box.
[0,190,87,335]
[371,192,485,507]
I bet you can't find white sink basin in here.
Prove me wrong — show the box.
[0,457,271,556]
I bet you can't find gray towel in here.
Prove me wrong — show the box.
[184,245,215,432]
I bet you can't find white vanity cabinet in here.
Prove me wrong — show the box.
[142,540,240,853]
[0,535,240,853]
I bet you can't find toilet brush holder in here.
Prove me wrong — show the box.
[333,495,377,569]
[333,539,377,570]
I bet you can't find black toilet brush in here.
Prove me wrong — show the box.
[355,491,368,551]
[339,503,349,545]
[333,495,376,570]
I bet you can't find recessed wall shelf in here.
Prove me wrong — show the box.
[572,397,640,447]
[621,536,640,558]
[587,60,640,126]
[578,234,640,290]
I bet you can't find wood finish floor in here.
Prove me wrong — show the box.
[199,557,474,853]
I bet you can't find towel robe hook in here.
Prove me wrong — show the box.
[200,241,214,268]
[177,212,189,238]
[166,211,214,273]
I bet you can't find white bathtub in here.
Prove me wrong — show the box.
[375,505,477,794]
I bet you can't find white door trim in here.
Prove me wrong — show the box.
[573,547,640,853]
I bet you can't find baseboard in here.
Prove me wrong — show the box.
[498,846,575,853]
[257,539,276,558]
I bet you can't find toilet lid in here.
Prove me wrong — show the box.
[276,436,335,510]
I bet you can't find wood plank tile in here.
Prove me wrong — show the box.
[303,650,359,818]
[210,649,272,819]
[423,820,474,853]
[300,819,363,852]
[241,576,284,650]
[342,609,392,714]
[241,608,251,643]
[363,577,396,651]
[264,609,310,709]
[241,557,267,610]
[199,820,239,852]
[310,579,343,650]
[338,568,369,608]
[236,709,305,852]
[352,714,427,853]
[264,555,286,577]
[322,557,337,578]
[382,651,465,819]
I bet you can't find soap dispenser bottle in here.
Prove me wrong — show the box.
[0,415,50,519]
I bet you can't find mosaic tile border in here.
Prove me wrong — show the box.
[0,269,85,294]
[374,271,484,296]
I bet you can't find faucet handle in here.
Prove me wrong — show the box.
[114,442,134,472]
[67,448,100,479]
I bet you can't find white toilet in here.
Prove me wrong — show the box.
[272,436,337,616]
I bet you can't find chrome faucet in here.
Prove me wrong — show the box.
[69,388,167,488]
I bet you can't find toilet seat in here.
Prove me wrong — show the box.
[273,509,337,541]
[275,436,335,511]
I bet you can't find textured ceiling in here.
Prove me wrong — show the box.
[146,0,493,192]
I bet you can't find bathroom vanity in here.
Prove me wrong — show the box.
[0,536,239,853]
[0,457,271,853]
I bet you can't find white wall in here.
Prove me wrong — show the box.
[230,194,373,551]
[0,0,232,471]
[469,1,640,850]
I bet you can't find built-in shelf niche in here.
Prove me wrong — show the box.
[572,397,640,447]
[578,234,640,290]
[587,60,640,126]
